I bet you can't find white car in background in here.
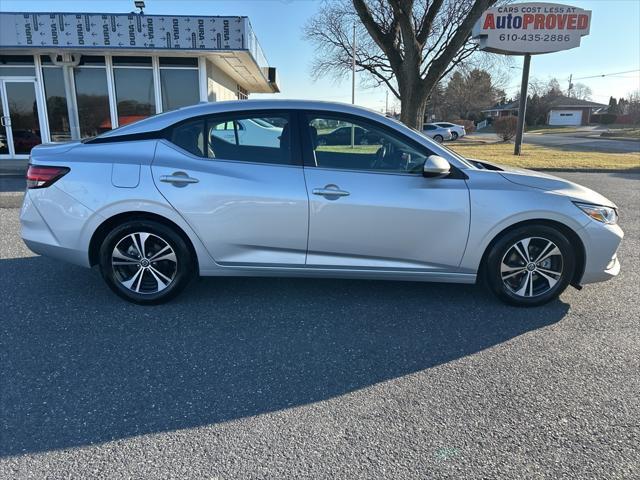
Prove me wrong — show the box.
[211,117,283,147]
[421,124,453,143]
[433,122,466,140]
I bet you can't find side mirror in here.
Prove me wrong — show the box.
[423,155,450,178]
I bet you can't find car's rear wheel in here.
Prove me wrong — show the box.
[485,225,575,307]
[433,134,444,143]
[451,132,459,140]
[99,220,194,304]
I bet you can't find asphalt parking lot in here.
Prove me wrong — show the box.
[1,172,638,479]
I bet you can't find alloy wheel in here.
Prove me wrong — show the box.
[500,237,563,298]
[111,232,178,294]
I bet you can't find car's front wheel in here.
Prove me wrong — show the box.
[485,225,576,306]
[433,134,444,143]
[99,220,194,304]
[451,132,459,140]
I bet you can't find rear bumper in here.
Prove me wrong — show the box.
[20,188,93,267]
[579,221,623,284]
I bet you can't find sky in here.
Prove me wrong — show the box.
[1,0,638,111]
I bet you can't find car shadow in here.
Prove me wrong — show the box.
[0,255,569,457]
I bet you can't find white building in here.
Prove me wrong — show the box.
[0,11,279,166]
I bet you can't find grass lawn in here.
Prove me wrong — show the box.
[448,142,640,170]
[317,145,379,154]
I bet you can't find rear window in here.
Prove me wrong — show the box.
[167,113,292,165]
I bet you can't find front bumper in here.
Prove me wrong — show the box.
[579,220,623,284]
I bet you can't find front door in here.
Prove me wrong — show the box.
[152,111,309,266]
[0,79,44,159]
[302,112,470,271]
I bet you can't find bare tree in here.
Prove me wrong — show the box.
[305,0,498,128]
[571,82,592,100]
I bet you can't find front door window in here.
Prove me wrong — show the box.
[307,114,430,174]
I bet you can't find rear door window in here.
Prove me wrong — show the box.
[207,114,291,165]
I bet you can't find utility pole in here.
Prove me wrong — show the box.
[385,90,388,115]
[513,54,531,156]
[350,23,356,148]
[567,73,573,96]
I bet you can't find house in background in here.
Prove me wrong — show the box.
[481,100,519,119]
[546,97,607,126]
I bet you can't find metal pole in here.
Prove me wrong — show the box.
[513,53,531,156]
[567,73,573,96]
[62,65,81,140]
[351,23,356,148]
[351,23,356,105]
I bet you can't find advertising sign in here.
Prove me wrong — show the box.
[0,12,246,51]
[472,2,591,55]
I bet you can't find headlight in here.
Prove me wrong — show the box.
[574,202,618,225]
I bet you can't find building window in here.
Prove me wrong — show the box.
[0,55,36,76]
[159,57,199,112]
[73,56,111,138]
[112,56,156,126]
[237,85,248,100]
[40,65,71,142]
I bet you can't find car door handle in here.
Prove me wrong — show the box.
[160,173,199,185]
[312,185,350,197]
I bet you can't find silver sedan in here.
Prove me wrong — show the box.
[21,100,623,306]
[421,124,453,142]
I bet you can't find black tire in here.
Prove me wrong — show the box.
[99,220,194,305]
[451,132,459,140]
[484,225,575,307]
[434,134,444,143]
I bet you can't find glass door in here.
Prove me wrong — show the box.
[0,93,8,156]
[0,79,43,159]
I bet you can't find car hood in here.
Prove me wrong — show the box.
[471,159,617,208]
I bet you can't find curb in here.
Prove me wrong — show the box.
[597,135,640,143]
[0,192,24,209]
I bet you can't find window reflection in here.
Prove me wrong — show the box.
[41,67,71,142]
[74,67,111,138]
[0,55,35,76]
[113,68,156,126]
[160,69,199,111]
[5,82,41,154]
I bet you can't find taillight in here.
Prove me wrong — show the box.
[26,165,70,189]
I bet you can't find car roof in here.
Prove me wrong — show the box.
[96,99,392,138]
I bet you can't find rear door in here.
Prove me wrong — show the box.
[152,110,309,265]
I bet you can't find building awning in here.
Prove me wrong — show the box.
[0,11,279,93]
